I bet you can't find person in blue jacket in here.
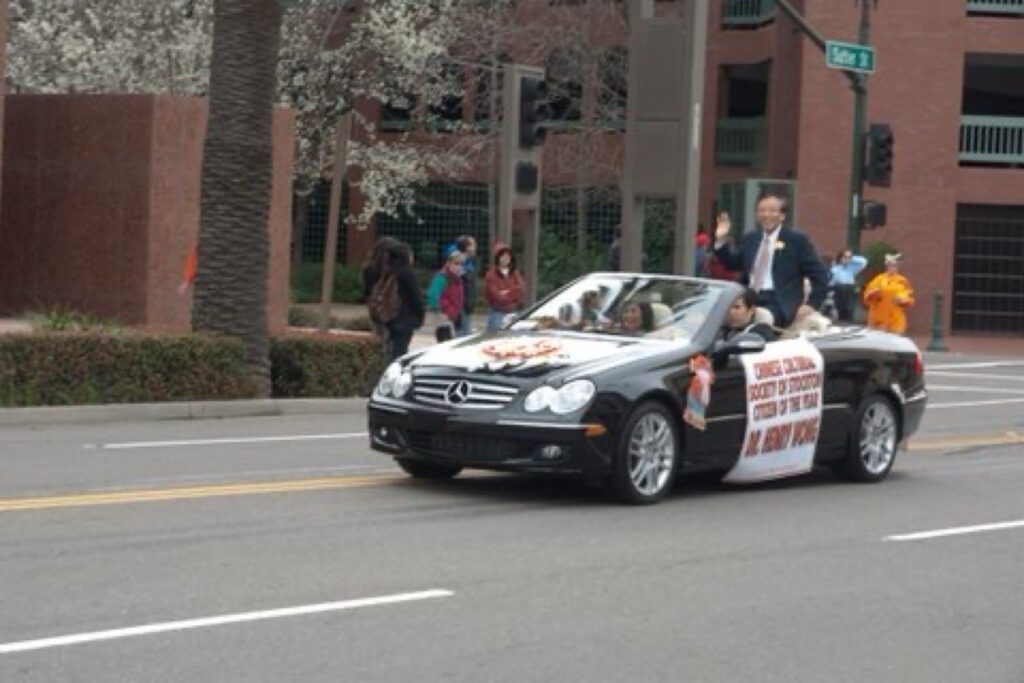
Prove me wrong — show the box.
[830,248,868,323]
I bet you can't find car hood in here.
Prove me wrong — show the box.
[408,331,684,378]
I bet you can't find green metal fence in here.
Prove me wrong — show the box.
[966,0,1024,16]
[721,0,776,27]
[960,115,1024,165]
[374,182,491,270]
[301,181,348,262]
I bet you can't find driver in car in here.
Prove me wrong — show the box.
[722,288,779,343]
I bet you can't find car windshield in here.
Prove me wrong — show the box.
[511,274,724,341]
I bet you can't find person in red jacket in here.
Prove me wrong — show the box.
[427,246,466,341]
[484,245,525,331]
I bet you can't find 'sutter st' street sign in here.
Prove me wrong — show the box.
[825,40,875,74]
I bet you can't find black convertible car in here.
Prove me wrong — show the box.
[368,273,927,504]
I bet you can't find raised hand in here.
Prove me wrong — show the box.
[715,212,731,244]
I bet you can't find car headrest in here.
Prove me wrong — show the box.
[650,302,673,328]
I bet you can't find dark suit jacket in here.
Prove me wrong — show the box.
[714,227,828,326]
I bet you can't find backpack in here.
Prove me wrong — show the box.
[367,273,401,324]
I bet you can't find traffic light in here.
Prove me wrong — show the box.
[865,123,893,187]
[518,76,548,149]
[863,201,887,229]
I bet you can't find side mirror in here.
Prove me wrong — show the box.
[711,332,767,362]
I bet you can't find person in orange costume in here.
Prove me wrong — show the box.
[863,253,915,334]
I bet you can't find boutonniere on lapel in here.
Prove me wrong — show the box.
[774,241,786,251]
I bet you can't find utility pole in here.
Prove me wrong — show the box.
[847,0,872,252]
[774,0,875,252]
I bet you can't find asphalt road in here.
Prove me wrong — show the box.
[1,355,1023,682]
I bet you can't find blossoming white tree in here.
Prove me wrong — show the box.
[5,0,473,222]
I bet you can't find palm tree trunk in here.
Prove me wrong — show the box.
[192,0,283,395]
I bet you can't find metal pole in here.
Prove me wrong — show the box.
[926,292,949,352]
[524,208,540,305]
[319,113,352,331]
[846,0,871,252]
[676,0,709,275]
[619,0,655,273]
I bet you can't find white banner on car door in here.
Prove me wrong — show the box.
[723,337,825,484]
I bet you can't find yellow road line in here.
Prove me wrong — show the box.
[0,474,406,513]
[908,431,1024,452]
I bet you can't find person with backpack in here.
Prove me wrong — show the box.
[370,242,424,361]
[484,244,525,331]
[363,236,400,340]
[426,246,465,342]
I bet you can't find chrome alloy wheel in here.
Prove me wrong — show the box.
[627,412,676,496]
[859,400,897,476]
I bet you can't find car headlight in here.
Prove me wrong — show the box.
[392,368,413,397]
[524,380,595,414]
[550,380,596,414]
[524,385,557,413]
[378,362,406,397]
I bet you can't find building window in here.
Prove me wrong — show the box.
[953,204,1024,333]
[427,60,465,132]
[960,54,1024,167]
[597,47,628,130]
[715,61,770,167]
[380,89,416,133]
[545,47,584,127]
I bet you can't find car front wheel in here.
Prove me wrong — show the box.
[609,401,680,505]
[835,394,899,482]
[395,458,463,479]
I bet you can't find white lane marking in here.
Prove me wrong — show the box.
[927,384,1024,396]
[0,589,453,655]
[927,361,1024,370]
[929,397,1024,409]
[885,520,1024,542]
[90,432,370,450]
[927,371,1024,382]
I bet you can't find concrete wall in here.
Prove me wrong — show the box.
[0,95,294,333]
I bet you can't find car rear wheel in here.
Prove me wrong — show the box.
[835,394,899,482]
[395,458,463,479]
[609,402,680,505]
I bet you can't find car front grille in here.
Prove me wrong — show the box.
[412,376,519,410]
[405,430,521,462]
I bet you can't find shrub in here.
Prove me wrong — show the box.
[30,308,123,333]
[270,333,384,398]
[0,333,257,407]
[290,262,365,304]
[0,331,384,407]
[537,232,608,299]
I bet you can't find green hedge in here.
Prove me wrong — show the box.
[271,333,384,398]
[0,332,384,407]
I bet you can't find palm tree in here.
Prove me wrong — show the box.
[192,0,283,395]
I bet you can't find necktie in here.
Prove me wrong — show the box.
[751,235,771,292]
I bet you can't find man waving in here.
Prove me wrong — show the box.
[713,191,828,328]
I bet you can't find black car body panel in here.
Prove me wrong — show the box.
[367,274,927,484]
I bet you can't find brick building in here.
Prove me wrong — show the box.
[317,0,1024,336]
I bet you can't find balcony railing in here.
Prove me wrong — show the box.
[715,117,766,167]
[966,0,1024,16]
[960,115,1024,165]
[722,0,776,27]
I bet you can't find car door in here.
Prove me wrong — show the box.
[681,354,748,471]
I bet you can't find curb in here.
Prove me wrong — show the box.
[0,397,369,427]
